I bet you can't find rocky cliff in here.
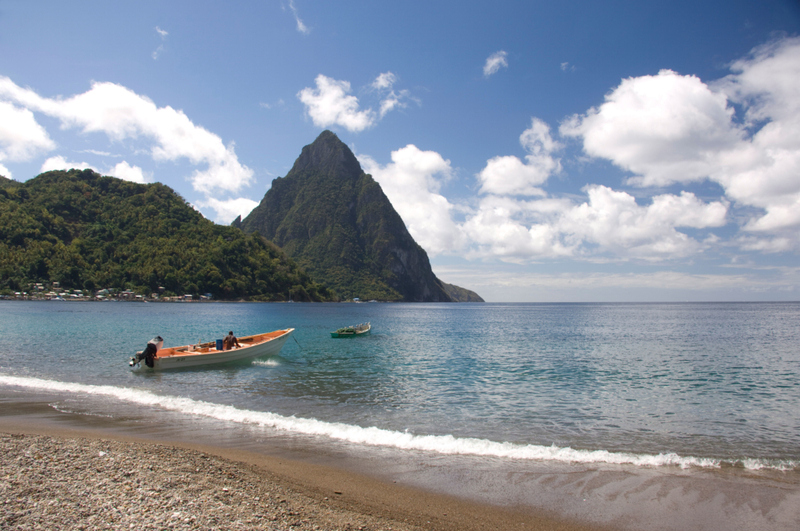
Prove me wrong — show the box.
[239,131,456,302]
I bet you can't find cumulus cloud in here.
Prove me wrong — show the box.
[369,72,413,118]
[39,156,149,184]
[360,146,464,255]
[372,72,397,90]
[298,73,413,130]
[195,196,259,224]
[560,69,742,186]
[298,75,375,132]
[483,51,508,77]
[561,36,800,248]
[0,76,253,194]
[40,155,95,173]
[713,38,800,235]
[109,161,148,183]
[360,109,730,263]
[463,187,727,262]
[0,101,55,175]
[478,118,561,196]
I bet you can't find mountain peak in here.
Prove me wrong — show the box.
[240,132,455,301]
[292,130,362,178]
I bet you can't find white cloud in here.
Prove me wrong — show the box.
[109,161,148,183]
[0,163,12,178]
[560,37,800,248]
[372,72,397,90]
[40,156,148,185]
[360,109,729,263]
[483,51,508,77]
[560,69,742,187]
[378,92,402,118]
[0,101,55,168]
[298,73,414,130]
[81,149,116,157]
[360,146,464,255]
[0,77,253,195]
[297,75,375,132]
[370,72,412,118]
[478,118,561,196]
[40,155,95,173]
[557,186,727,259]
[461,195,572,261]
[153,27,168,59]
[288,0,310,34]
[463,186,727,262]
[195,196,259,224]
[714,38,800,234]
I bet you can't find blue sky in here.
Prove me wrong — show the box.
[1,1,799,302]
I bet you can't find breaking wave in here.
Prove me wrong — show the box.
[2,374,796,471]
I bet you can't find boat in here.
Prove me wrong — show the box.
[129,329,294,370]
[330,322,370,338]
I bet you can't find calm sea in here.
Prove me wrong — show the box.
[1,300,798,471]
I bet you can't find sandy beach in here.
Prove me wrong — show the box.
[3,396,800,531]
[0,418,601,531]
[2,392,800,531]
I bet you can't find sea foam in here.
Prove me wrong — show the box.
[1,374,795,471]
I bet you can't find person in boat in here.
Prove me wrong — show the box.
[223,331,241,350]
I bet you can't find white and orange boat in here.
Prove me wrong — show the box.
[129,329,294,370]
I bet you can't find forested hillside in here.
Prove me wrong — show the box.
[239,131,456,302]
[0,169,333,301]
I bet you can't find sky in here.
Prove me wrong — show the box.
[1,1,800,302]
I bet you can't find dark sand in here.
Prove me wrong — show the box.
[1,398,798,530]
[0,405,602,530]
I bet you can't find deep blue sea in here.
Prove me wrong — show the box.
[1,300,798,471]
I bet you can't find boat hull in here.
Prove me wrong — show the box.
[330,324,370,338]
[139,329,293,370]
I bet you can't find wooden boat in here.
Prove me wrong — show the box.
[330,322,370,338]
[130,329,294,370]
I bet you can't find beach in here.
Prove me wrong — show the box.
[2,301,799,530]
[3,401,799,531]
[1,417,599,531]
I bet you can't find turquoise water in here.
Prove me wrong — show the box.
[1,301,798,470]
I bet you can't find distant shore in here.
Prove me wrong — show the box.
[0,419,600,531]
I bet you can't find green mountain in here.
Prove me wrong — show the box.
[239,131,476,302]
[441,281,485,303]
[0,169,333,301]
[0,175,21,190]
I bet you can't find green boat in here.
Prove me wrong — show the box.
[331,322,371,338]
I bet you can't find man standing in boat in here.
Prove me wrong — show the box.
[223,331,241,350]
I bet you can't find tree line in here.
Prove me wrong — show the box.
[0,170,335,301]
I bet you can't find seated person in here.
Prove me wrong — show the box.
[223,331,241,350]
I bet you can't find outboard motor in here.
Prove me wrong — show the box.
[130,336,164,368]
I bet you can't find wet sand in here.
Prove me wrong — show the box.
[0,408,602,530]
[2,398,798,530]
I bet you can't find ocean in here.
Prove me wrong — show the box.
[1,300,798,528]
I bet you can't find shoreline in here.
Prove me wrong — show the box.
[1,416,600,531]
[2,399,799,531]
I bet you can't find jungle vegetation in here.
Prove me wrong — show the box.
[0,169,334,301]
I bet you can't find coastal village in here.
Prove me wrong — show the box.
[4,282,210,302]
